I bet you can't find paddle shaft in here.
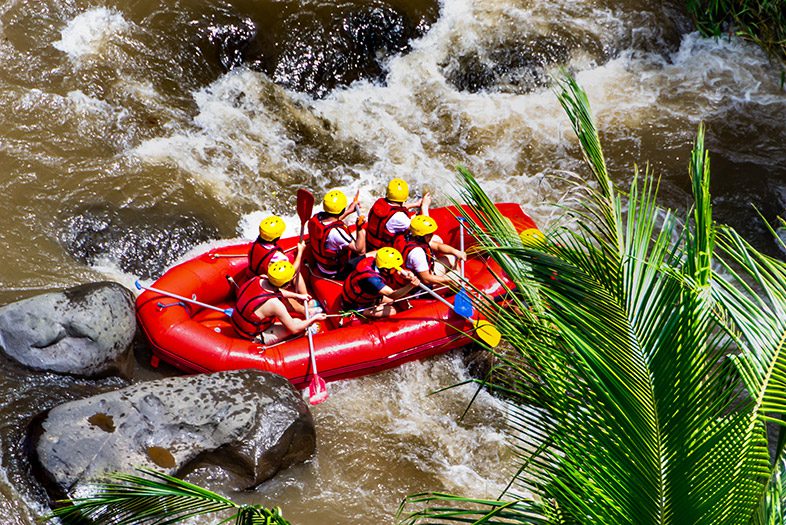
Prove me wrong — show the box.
[135,281,233,316]
[209,245,297,258]
[323,285,450,318]
[304,301,328,404]
[305,302,318,372]
[414,282,466,318]
[458,217,466,278]
[415,281,501,347]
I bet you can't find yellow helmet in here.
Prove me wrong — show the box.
[409,215,438,237]
[259,216,286,242]
[323,189,348,215]
[267,260,296,287]
[375,247,404,270]
[386,178,409,203]
[519,228,546,246]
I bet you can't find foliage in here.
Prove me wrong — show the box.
[398,74,786,524]
[44,468,291,525]
[685,0,786,74]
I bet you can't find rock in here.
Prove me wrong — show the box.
[206,3,436,98]
[30,370,315,498]
[59,204,221,280]
[0,282,135,378]
[442,36,572,94]
[777,227,786,258]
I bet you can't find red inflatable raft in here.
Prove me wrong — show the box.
[135,204,536,388]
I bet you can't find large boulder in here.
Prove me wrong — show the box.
[0,282,135,378]
[30,369,315,498]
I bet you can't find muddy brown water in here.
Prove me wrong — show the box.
[0,0,785,523]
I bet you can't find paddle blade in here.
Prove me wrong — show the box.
[453,288,474,318]
[308,375,328,405]
[296,189,315,224]
[474,320,501,347]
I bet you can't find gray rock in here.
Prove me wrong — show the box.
[32,369,315,497]
[59,204,221,280]
[0,282,135,378]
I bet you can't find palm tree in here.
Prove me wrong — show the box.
[44,468,291,525]
[399,75,786,524]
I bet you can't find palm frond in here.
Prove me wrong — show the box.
[399,492,552,524]
[45,468,291,525]
[402,71,783,525]
[553,74,620,256]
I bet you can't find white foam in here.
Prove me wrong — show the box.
[66,89,130,126]
[53,8,129,61]
[238,210,301,240]
[311,354,521,498]
[129,0,785,239]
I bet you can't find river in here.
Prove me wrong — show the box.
[0,0,784,523]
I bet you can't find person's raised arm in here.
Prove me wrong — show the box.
[349,228,367,255]
[419,192,431,216]
[339,200,358,221]
[291,240,307,272]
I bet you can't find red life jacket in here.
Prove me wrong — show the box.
[248,237,283,276]
[230,277,282,339]
[391,235,434,288]
[365,198,409,250]
[308,213,351,275]
[342,257,386,308]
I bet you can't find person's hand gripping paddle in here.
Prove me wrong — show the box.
[304,300,328,405]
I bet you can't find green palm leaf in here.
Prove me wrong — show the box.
[45,468,291,525]
[401,73,786,525]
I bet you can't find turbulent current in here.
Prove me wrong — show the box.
[0,0,784,523]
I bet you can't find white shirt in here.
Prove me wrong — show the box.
[269,250,288,264]
[405,246,430,273]
[386,211,411,235]
[317,226,354,275]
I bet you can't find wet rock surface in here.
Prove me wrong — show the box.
[59,204,220,280]
[442,36,572,94]
[0,282,135,378]
[204,1,438,97]
[30,369,315,499]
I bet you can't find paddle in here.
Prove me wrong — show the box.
[208,243,298,260]
[135,281,233,317]
[457,216,466,278]
[400,273,501,347]
[453,288,473,318]
[304,301,328,405]
[351,189,360,209]
[296,189,314,242]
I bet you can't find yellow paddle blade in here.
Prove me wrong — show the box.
[473,319,501,347]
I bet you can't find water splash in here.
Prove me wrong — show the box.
[53,8,129,61]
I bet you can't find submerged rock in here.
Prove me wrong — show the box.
[30,370,315,499]
[0,282,135,378]
[206,3,437,98]
[442,35,572,94]
[59,204,220,280]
